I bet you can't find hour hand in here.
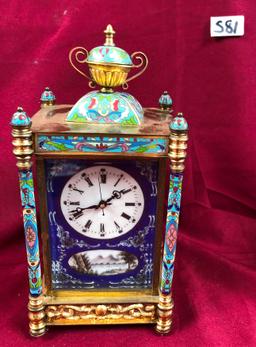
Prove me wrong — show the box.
[69,204,98,213]
[69,202,112,214]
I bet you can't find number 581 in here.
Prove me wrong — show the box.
[214,20,238,34]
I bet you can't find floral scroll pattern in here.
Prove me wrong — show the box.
[37,135,168,154]
[19,171,42,295]
[160,174,183,295]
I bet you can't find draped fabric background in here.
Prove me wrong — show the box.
[1,1,256,346]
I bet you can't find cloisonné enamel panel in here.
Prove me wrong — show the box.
[44,158,159,290]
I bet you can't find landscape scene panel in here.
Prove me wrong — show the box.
[68,249,138,276]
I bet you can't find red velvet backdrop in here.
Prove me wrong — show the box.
[1,1,256,346]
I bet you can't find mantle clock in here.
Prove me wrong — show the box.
[11,25,188,336]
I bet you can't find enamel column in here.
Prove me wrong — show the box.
[156,112,189,334]
[11,107,46,336]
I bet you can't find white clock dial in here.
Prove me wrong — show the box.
[60,166,144,239]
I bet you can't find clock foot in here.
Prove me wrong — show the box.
[28,296,46,337]
[155,294,173,335]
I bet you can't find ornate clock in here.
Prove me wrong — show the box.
[10,25,188,336]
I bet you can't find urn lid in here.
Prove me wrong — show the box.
[86,24,133,66]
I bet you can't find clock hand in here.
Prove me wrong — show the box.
[105,189,126,203]
[98,173,105,216]
[69,202,112,213]
[69,205,98,213]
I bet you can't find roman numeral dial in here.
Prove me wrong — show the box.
[60,166,144,240]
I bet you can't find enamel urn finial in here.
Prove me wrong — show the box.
[68,25,148,125]
[40,87,56,107]
[104,24,116,46]
[159,91,173,110]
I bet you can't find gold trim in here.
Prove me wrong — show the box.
[155,294,173,334]
[104,24,116,47]
[35,151,168,158]
[86,61,133,69]
[12,126,33,170]
[36,155,167,298]
[41,100,55,108]
[88,62,130,88]
[43,293,159,305]
[124,51,148,88]
[45,303,156,325]
[169,130,188,174]
[69,46,91,81]
[28,295,46,337]
[36,157,52,289]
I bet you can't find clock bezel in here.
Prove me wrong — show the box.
[36,154,168,301]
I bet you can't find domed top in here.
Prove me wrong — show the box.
[11,107,31,127]
[66,90,143,125]
[86,24,133,66]
[170,113,188,131]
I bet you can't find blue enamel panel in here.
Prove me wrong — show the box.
[37,135,168,154]
[45,159,159,290]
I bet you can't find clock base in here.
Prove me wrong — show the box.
[26,297,174,335]
[45,302,156,326]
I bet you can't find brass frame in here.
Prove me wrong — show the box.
[36,153,168,307]
[15,103,188,332]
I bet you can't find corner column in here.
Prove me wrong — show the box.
[11,107,46,336]
[156,112,189,334]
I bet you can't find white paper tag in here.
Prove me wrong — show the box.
[210,16,244,37]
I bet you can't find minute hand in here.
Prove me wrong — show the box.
[105,189,129,203]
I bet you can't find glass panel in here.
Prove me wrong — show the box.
[45,159,158,290]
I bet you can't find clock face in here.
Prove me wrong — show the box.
[60,166,145,240]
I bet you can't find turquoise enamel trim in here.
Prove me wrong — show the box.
[37,135,168,154]
[19,170,42,296]
[11,108,31,127]
[170,115,188,131]
[87,46,132,65]
[160,174,183,295]
[66,91,143,125]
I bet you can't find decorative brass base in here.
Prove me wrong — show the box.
[28,296,46,337]
[45,303,156,326]
[155,294,174,335]
[41,100,55,107]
